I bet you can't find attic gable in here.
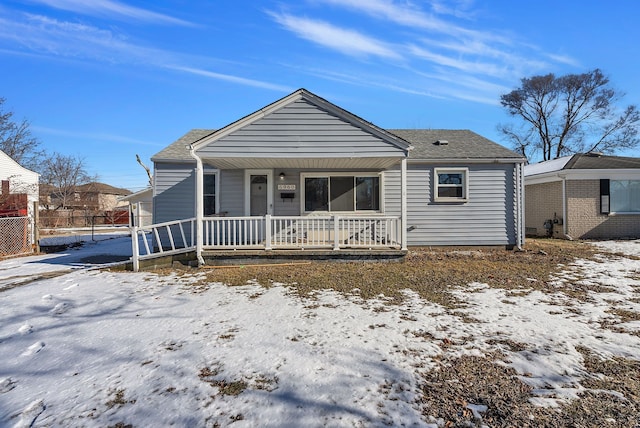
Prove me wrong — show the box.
[191,89,410,154]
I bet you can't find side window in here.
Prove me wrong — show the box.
[610,180,640,213]
[434,168,468,202]
[203,173,216,215]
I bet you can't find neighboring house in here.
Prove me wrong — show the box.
[120,187,153,227]
[44,182,132,211]
[74,182,131,211]
[145,89,525,265]
[0,150,39,217]
[524,153,640,239]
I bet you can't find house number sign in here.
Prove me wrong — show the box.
[277,184,296,190]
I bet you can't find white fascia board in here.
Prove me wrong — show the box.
[525,168,640,186]
[191,90,305,151]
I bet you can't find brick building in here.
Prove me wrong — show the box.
[525,153,640,239]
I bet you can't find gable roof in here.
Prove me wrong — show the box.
[525,153,640,177]
[388,129,523,161]
[191,88,412,153]
[151,91,523,165]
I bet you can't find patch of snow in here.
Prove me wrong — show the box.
[0,238,638,425]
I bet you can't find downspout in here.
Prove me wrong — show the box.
[515,163,524,251]
[189,144,205,266]
[400,158,408,251]
[561,174,568,238]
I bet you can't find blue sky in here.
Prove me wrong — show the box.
[1,0,639,192]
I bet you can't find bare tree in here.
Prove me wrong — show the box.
[0,97,44,169]
[40,153,93,210]
[499,69,640,161]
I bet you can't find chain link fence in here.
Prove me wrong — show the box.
[0,216,32,256]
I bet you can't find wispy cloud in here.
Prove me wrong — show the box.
[269,12,401,60]
[32,126,164,146]
[274,0,577,103]
[164,65,293,92]
[0,12,287,92]
[318,0,511,45]
[26,0,194,26]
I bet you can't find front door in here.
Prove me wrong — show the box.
[250,175,268,216]
[245,169,273,216]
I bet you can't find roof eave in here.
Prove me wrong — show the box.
[408,157,526,164]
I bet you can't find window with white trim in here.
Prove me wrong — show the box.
[434,168,468,202]
[303,174,380,212]
[203,173,216,215]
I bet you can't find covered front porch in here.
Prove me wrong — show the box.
[130,213,404,271]
[140,89,412,270]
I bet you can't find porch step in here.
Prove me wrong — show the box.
[201,249,407,266]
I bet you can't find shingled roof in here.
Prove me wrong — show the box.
[151,129,215,162]
[525,153,640,176]
[388,129,523,160]
[153,128,522,163]
[564,153,640,169]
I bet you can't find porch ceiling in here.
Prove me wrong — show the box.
[203,156,404,170]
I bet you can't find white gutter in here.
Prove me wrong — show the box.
[408,157,526,165]
[560,173,568,237]
[188,144,205,266]
[515,162,524,250]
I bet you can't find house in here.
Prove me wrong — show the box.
[73,182,131,212]
[0,150,39,255]
[138,89,525,269]
[39,182,131,228]
[120,187,153,227]
[41,182,131,211]
[524,152,640,239]
[0,149,39,217]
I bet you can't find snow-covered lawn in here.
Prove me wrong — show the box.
[1,236,639,427]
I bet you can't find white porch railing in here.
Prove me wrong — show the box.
[131,215,401,270]
[131,218,196,271]
[202,215,401,250]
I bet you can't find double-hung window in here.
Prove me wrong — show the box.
[203,173,217,215]
[303,174,380,213]
[434,168,468,202]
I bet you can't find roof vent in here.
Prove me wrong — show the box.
[586,151,603,157]
[435,140,449,146]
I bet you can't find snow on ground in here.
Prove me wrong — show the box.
[0,233,131,291]
[0,237,639,427]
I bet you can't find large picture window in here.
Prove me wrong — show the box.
[203,173,216,215]
[434,168,468,202]
[303,175,380,212]
[610,180,640,213]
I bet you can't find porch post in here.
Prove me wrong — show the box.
[401,158,408,250]
[189,145,205,266]
[131,226,139,272]
[264,215,272,250]
[333,215,340,250]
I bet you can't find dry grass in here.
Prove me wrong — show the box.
[419,351,640,428]
[160,238,639,426]
[192,238,599,307]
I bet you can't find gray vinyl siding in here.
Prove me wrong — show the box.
[274,169,302,216]
[385,163,517,246]
[153,162,196,224]
[196,99,404,159]
[219,169,244,216]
